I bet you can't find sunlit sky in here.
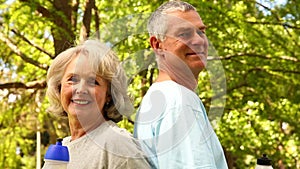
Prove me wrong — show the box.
[258,0,287,8]
[257,0,288,16]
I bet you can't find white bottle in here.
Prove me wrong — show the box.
[42,138,69,169]
[255,154,273,169]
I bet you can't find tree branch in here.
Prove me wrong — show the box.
[0,81,46,90]
[246,21,300,29]
[11,29,53,58]
[255,1,282,22]
[222,53,272,60]
[209,81,248,102]
[270,69,300,74]
[71,0,80,29]
[213,53,299,62]
[93,5,100,39]
[254,0,300,48]
[20,0,76,55]
[79,0,95,42]
[36,4,51,17]
[0,31,48,70]
[207,65,300,101]
[19,0,51,17]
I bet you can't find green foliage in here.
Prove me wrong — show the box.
[0,0,299,168]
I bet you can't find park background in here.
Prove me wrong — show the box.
[0,0,299,168]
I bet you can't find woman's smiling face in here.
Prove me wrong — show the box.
[60,54,109,126]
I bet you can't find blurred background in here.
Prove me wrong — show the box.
[0,0,299,168]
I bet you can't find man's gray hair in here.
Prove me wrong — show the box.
[147,1,196,40]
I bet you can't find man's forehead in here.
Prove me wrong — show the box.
[165,10,201,19]
[165,11,204,26]
[166,17,206,34]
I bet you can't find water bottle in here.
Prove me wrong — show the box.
[255,154,273,169]
[42,138,69,169]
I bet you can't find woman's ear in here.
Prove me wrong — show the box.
[58,84,61,93]
[105,93,111,104]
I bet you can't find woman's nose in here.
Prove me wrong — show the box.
[74,81,88,94]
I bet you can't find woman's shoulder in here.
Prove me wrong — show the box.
[105,121,133,139]
[99,121,138,146]
[98,121,147,157]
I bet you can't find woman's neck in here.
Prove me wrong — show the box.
[68,116,106,141]
[69,120,86,141]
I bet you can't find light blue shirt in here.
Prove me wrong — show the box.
[134,81,228,169]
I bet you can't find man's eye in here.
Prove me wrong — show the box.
[197,30,206,36]
[178,32,191,38]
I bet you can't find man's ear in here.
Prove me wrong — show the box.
[150,36,163,55]
[150,36,161,49]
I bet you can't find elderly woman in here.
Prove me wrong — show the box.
[46,40,152,168]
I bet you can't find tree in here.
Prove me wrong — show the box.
[0,0,299,168]
[198,1,300,168]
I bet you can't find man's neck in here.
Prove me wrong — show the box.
[156,71,172,82]
[156,70,198,91]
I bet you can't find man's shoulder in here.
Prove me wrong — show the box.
[144,81,200,105]
[145,81,188,98]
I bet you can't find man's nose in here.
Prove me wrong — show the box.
[191,32,207,45]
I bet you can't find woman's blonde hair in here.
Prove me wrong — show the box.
[46,39,133,122]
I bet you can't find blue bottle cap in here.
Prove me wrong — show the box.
[44,138,69,162]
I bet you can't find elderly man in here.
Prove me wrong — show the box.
[134,1,228,169]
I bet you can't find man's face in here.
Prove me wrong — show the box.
[160,10,208,78]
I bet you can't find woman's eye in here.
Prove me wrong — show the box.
[68,76,78,82]
[93,80,100,85]
[88,79,100,85]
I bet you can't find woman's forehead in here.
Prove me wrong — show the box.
[65,55,94,73]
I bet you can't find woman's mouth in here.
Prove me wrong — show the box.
[72,99,90,105]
